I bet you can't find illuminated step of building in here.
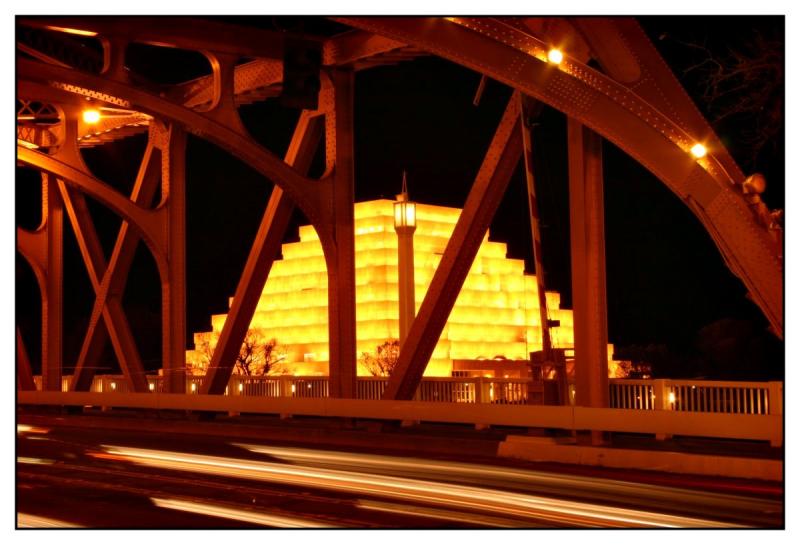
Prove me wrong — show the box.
[187,199,616,377]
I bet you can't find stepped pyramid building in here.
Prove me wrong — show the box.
[187,200,617,377]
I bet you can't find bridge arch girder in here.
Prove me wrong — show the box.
[17,146,169,274]
[335,16,782,337]
[16,57,334,244]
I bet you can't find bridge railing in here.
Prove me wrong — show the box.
[32,375,782,417]
[608,378,782,416]
[24,375,783,446]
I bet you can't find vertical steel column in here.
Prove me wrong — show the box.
[326,68,357,398]
[161,124,187,394]
[42,174,63,392]
[567,118,609,439]
[519,98,552,359]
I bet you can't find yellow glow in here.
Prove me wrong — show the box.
[690,143,707,158]
[82,109,101,124]
[187,200,623,377]
[148,382,155,391]
[394,199,417,229]
[547,49,564,64]
[44,25,98,37]
[668,392,676,404]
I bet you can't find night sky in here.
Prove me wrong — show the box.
[15,16,784,380]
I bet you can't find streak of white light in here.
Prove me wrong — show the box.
[17,457,54,465]
[102,445,736,528]
[235,443,769,514]
[356,499,527,527]
[17,424,50,434]
[150,497,336,528]
[17,513,83,528]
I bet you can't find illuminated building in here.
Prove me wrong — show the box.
[187,200,619,377]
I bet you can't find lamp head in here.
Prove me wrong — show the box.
[393,170,416,231]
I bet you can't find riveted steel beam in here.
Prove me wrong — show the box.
[568,120,609,432]
[335,16,781,338]
[325,69,358,399]
[519,96,552,359]
[41,174,63,392]
[69,136,161,392]
[179,31,413,110]
[18,146,166,257]
[59,185,149,393]
[18,57,325,230]
[570,17,744,184]
[202,112,324,395]
[18,17,292,60]
[157,122,188,394]
[383,92,522,401]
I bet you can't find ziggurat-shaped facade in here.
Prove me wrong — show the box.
[186,199,582,377]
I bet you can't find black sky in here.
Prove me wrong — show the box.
[15,16,784,379]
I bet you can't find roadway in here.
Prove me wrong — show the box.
[16,413,783,528]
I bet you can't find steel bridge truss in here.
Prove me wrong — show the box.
[16,17,782,405]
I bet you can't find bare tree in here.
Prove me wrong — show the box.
[663,30,783,170]
[235,330,287,376]
[194,330,287,376]
[192,333,217,376]
[359,339,400,377]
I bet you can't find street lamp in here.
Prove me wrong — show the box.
[394,171,416,346]
[547,48,564,65]
[690,143,707,158]
[82,108,101,124]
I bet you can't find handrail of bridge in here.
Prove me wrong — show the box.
[19,384,782,447]
[32,375,782,417]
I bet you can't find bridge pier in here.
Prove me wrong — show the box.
[568,119,609,445]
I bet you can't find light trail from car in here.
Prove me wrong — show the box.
[150,497,339,528]
[100,444,740,528]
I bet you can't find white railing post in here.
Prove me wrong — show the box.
[767,381,783,447]
[767,381,783,416]
[279,376,293,419]
[227,375,241,417]
[474,377,491,430]
[278,376,292,398]
[653,379,672,441]
[482,378,493,405]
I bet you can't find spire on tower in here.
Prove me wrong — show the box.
[396,170,409,202]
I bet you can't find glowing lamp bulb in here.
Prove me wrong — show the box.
[82,109,101,124]
[547,49,564,65]
[690,143,707,158]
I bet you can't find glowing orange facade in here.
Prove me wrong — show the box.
[186,200,618,377]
